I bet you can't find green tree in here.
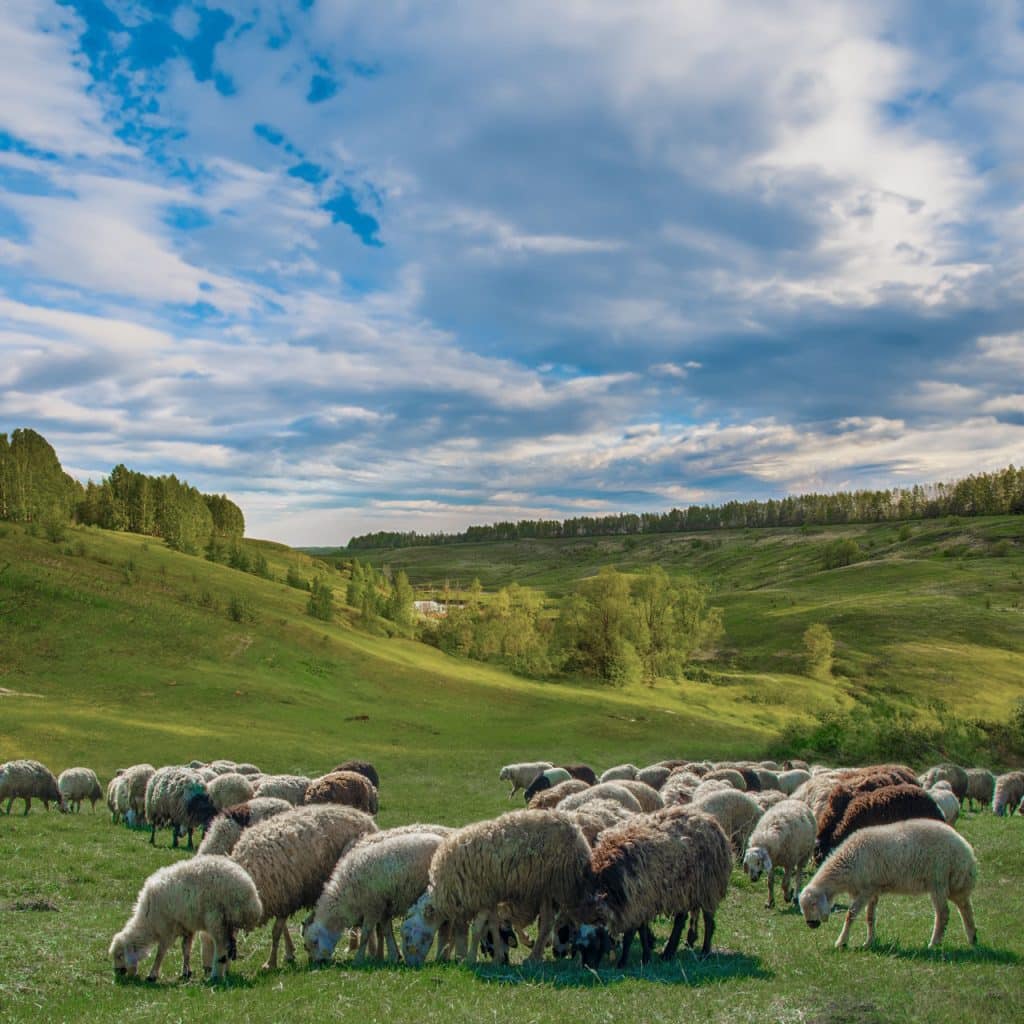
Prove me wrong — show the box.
[388,570,415,630]
[308,578,334,621]
[803,623,834,679]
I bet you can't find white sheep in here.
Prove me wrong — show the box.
[964,769,995,811]
[742,798,816,908]
[992,771,1024,817]
[692,787,763,855]
[777,768,811,795]
[206,772,255,811]
[799,819,977,949]
[0,759,65,814]
[197,797,294,856]
[58,767,102,813]
[123,763,155,823]
[599,764,638,783]
[498,761,554,800]
[144,766,217,849]
[556,782,643,814]
[253,774,311,805]
[109,856,262,981]
[930,787,961,826]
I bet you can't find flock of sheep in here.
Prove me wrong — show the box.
[1,754,1023,982]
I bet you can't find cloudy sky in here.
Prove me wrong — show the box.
[2,1,1023,544]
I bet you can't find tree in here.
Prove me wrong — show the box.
[308,578,334,621]
[388,570,415,631]
[803,623,834,679]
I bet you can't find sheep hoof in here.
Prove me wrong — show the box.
[764,901,774,909]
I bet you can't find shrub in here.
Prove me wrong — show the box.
[803,622,833,679]
[822,538,859,569]
[228,594,256,623]
[308,578,334,622]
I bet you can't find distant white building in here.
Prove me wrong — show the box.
[414,600,448,617]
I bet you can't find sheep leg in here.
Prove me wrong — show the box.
[171,827,180,850]
[661,913,686,961]
[354,918,376,963]
[766,866,777,909]
[201,933,214,974]
[616,929,635,968]
[698,910,715,957]
[792,860,807,904]
[864,896,879,946]
[147,939,171,982]
[526,903,555,964]
[834,895,867,949]
[638,923,654,965]
[382,920,401,962]
[181,934,193,980]
[928,892,950,948]
[207,925,231,980]
[347,928,360,952]
[22,797,31,816]
[263,918,285,970]
[186,828,195,851]
[466,911,490,965]
[436,922,454,961]
[282,921,296,963]
[953,894,977,945]
[685,909,700,948]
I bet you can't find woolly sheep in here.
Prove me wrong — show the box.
[742,798,816,908]
[255,774,311,805]
[660,771,703,807]
[400,810,592,967]
[690,778,734,801]
[992,771,1024,817]
[207,760,237,775]
[234,763,262,776]
[527,779,590,810]
[755,790,788,811]
[556,783,643,814]
[106,772,127,823]
[303,832,446,963]
[0,759,65,815]
[522,767,573,804]
[230,803,377,969]
[692,787,763,855]
[574,806,732,966]
[109,856,262,982]
[562,764,599,785]
[197,797,294,856]
[123,763,155,821]
[499,761,555,800]
[792,772,843,818]
[930,787,961,826]
[560,798,635,846]
[703,768,746,790]
[331,759,381,790]
[304,770,378,815]
[777,768,811,795]
[799,819,977,949]
[144,766,217,849]
[920,764,969,802]
[635,765,671,790]
[614,779,665,813]
[964,769,996,811]
[58,767,102,813]
[207,772,255,811]
[754,769,779,791]
[599,764,638,783]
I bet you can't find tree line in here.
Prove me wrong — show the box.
[347,464,1024,550]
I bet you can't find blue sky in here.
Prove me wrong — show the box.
[1,1,1023,544]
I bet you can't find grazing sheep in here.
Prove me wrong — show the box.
[799,819,977,949]
[964,769,996,811]
[992,771,1024,817]
[527,779,590,810]
[254,774,311,806]
[144,766,217,849]
[234,763,262,776]
[400,810,592,967]
[523,767,573,804]
[230,803,377,969]
[784,759,810,772]
[123,763,155,822]
[560,799,635,846]
[106,772,127,823]
[754,769,780,791]
[556,783,643,814]
[930,787,961,826]
[109,856,262,982]
[742,799,816,908]
[635,765,671,790]
[574,806,732,966]
[660,771,703,807]
[562,764,599,785]
[304,770,379,815]
[599,764,638,783]
[703,768,746,790]
[920,764,969,802]
[0,759,65,815]
[303,832,446,963]
[692,787,763,855]
[499,761,555,800]
[755,790,788,811]
[331,759,381,790]
[58,767,102,813]
[207,772,255,812]
[817,784,944,864]
[197,797,294,856]
[614,779,664,813]
[207,760,237,775]
[792,772,843,818]
[777,769,811,796]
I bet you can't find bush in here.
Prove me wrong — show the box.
[803,622,833,679]
[228,594,256,623]
[898,524,913,541]
[308,578,334,622]
[286,565,309,590]
[822,538,859,569]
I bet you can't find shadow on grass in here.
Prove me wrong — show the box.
[861,940,1020,965]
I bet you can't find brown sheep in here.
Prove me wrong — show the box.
[561,764,599,785]
[331,759,380,790]
[816,770,923,858]
[304,771,378,815]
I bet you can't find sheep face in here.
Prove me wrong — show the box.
[498,767,510,781]
[109,934,148,978]
[743,846,772,883]
[400,897,439,967]
[799,887,831,929]
[300,919,341,964]
[571,923,616,968]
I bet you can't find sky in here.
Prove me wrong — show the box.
[2,1,1023,545]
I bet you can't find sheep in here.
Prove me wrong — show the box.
[207,772,255,812]
[777,768,811,795]
[331,759,381,790]
[523,767,573,804]
[123,763,155,822]
[635,765,671,790]
[303,832,446,963]
[920,764,969,802]
[556,783,643,815]
[754,769,779,791]
[755,790,788,811]
[0,759,65,815]
[599,764,638,783]
[742,798,816,908]
[106,772,127,823]
[692,787,763,855]
[499,761,555,800]
[109,856,262,982]
[144,766,217,849]
[230,803,377,969]
[930,787,961,826]
[197,797,294,856]
[660,771,703,807]
[784,758,810,772]
[207,760,237,775]
[690,778,734,802]
[799,819,977,949]
[57,767,102,813]
[400,810,592,967]
[614,779,664,813]
[527,779,590,809]
[703,768,746,790]
[992,771,1024,817]
[255,774,311,805]
[304,770,379,815]
[560,799,635,846]
[234,763,262,776]
[792,772,843,818]
[964,769,996,811]
[573,806,732,966]
[819,785,946,864]
[562,763,599,785]
[1018,795,1024,816]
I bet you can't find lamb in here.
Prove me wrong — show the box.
[109,856,262,982]
[599,764,638,783]
[254,774,311,805]
[816,784,943,864]
[230,803,377,969]
[573,806,732,966]
[0,759,65,815]
[635,765,671,790]
[742,798,816,908]
[400,810,592,967]
[57,767,102,813]
[522,767,573,804]
[556,782,643,814]
[964,769,996,811]
[197,797,294,856]
[777,768,811,795]
[303,832,446,963]
[527,779,590,809]
[123,763,155,822]
[799,819,977,949]
[920,764,969,802]
[992,771,1024,817]
[207,772,255,811]
[144,766,218,849]
[331,759,381,790]
[692,787,763,855]
[930,787,961,826]
[499,761,555,800]
[303,770,378,815]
